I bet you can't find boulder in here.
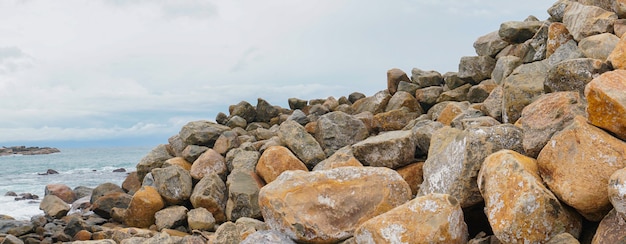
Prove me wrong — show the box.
[122,186,165,228]
[351,90,391,115]
[419,125,524,208]
[591,209,626,244]
[90,182,125,204]
[178,120,230,147]
[537,116,626,221]
[545,58,610,93]
[498,20,544,43]
[410,120,444,157]
[352,130,416,169]
[608,168,626,216]
[396,162,424,196]
[312,146,363,171]
[258,167,411,243]
[73,186,93,200]
[458,116,501,130]
[286,109,309,125]
[502,61,547,123]
[40,195,70,219]
[474,31,509,57]
[415,86,443,110]
[579,33,620,60]
[190,149,228,181]
[478,150,582,243]
[230,101,256,123]
[411,68,443,88]
[226,170,264,221]
[385,91,421,113]
[154,206,188,231]
[436,101,468,126]
[187,207,215,231]
[468,80,497,103]
[354,193,468,244]
[608,33,626,70]
[162,157,192,171]
[396,81,420,95]
[256,98,280,123]
[91,192,132,219]
[288,98,308,110]
[373,108,419,132]
[547,233,581,244]
[547,0,569,22]
[151,165,193,205]
[227,149,260,173]
[240,230,296,244]
[214,221,241,244]
[547,39,586,67]
[181,144,209,163]
[278,120,326,169]
[314,111,369,156]
[387,68,410,95]
[616,19,626,37]
[190,174,228,223]
[547,22,573,58]
[443,72,469,90]
[437,84,471,103]
[563,2,618,41]
[518,92,587,157]
[167,134,186,157]
[44,184,76,204]
[458,56,496,83]
[213,131,241,155]
[136,144,173,181]
[256,146,308,184]
[585,70,626,140]
[481,85,503,121]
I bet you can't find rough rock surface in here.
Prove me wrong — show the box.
[278,120,326,169]
[151,165,192,205]
[608,34,626,69]
[190,149,228,181]
[314,111,369,156]
[312,146,363,171]
[585,70,626,140]
[40,195,70,219]
[255,146,308,184]
[608,168,626,217]
[122,186,165,228]
[563,2,618,41]
[592,209,626,244]
[351,130,416,169]
[136,144,173,181]
[190,174,227,223]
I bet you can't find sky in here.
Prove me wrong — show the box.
[0,0,554,148]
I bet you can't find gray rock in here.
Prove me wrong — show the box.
[214,222,241,244]
[387,68,410,95]
[348,92,366,103]
[286,109,309,125]
[181,144,209,163]
[136,144,173,181]
[373,107,420,132]
[288,98,307,110]
[502,61,548,123]
[385,91,422,113]
[397,80,420,95]
[468,81,497,103]
[352,130,416,169]
[579,33,620,60]
[90,182,124,204]
[449,108,485,129]
[227,149,260,173]
[459,116,501,130]
[458,56,496,83]
[548,0,570,22]
[474,31,509,57]
[351,90,391,115]
[545,58,610,94]
[419,124,524,208]
[190,173,228,223]
[491,56,522,85]
[524,22,549,63]
[241,230,296,244]
[2,234,24,244]
[92,192,131,219]
[213,131,241,155]
[226,170,263,221]
[437,83,471,103]
[40,195,70,219]
[563,2,617,41]
[154,206,188,231]
[415,86,444,110]
[230,101,256,123]
[278,120,325,169]
[226,115,247,129]
[187,207,215,231]
[315,111,369,156]
[167,134,186,157]
[410,120,444,157]
[443,72,469,90]
[216,112,228,125]
[141,173,155,187]
[499,20,544,43]
[256,98,280,123]
[179,120,231,147]
[73,186,93,200]
[411,68,443,88]
[547,39,586,67]
[152,165,192,205]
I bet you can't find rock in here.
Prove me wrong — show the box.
[90,182,125,204]
[518,92,587,157]
[396,81,420,95]
[474,31,509,57]
[385,91,422,113]
[419,125,524,208]
[40,195,70,219]
[179,120,230,147]
[373,108,419,132]
[155,206,188,231]
[136,144,173,181]
[286,109,309,125]
[120,172,140,196]
[181,145,209,164]
[256,98,280,123]
[415,86,443,110]
[351,90,391,115]
[216,112,228,125]
[396,162,424,196]
[354,193,468,244]
[585,70,626,140]
[163,157,192,171]
[548,0,569,22]
[187,207,215,231]
[213,131,241,155]
[468,81,497,103]
[226,170,264,221]
[410,120,444,157]
[190,149,228,181]
[547,232,580,244]
[348,92,366,104]
[443,72,469,90]
[478,150,582,243]
[44,184,76,204]
[314,111,369,156]
[72,186,93,200]
[386,68,410,95]
[449,108,485,129]
[91,192,132,219]
[609,168,626,217]
[152,165,193,205]
[230,101,256,123]
[592,209,626,243]
[214,221,241,244]
[288,98,308,110]
[2,234,24,244]
[227,149,260,173]
[579,33,620,60]
[123,186,165,228]
[481,85,503,121]
[615,19,626,37]
[437,83,471,103]
[411,68,443,88]
[547,22,573,58]
[190,174,227,223]
[563,2,618,41]
[258,167,411,243]
[352,130,416,169]
[142,172,155,187]
[547,39,586,67]
[278,120,326,169]
[256,146,307,184]
[545,58,610,94]
[538,116,626,221]
[436,101,469,126]
[525,22,549,63]
[498,20,544,43]
[458,56,496,83]
[240,230,296,244]
[312,146,363,171]
[608,33,626,70]
[502,61,547,123]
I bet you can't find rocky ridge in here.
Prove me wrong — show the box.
[3,0,626,243]
[0,146,60,156]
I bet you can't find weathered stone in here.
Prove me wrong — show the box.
[90,182,125,204]
[502,61,547,123]
[278,120,325,169]
[235,217,269,240]
[136,144,173,181]
[545,58,610,94]
[387,68,410,95]
[288,98,308,110]
[615,19,626,37]
[191,149,228,181]
[226,170,264,221]
[396,162,424,196]
[354,193,468,244]
[155,206,188,231]
[538,116,626,221]
[230,101,256,123]
[181,145,208,164]
[468,81,497,103]
[436,102,468,126]
[410,120,444,158]
[40,195,70,219]
[213,131,241,155]
[162,157,192,171]
[216,112,228,125]
[518,92,586,157]
[142,172,155,187]
[123,186,164,228]
[579,33,620,60]
[415,86,443,110]
[259,167,411,243]
[214,222,241,244]
[499,21,544,43]
[460,116,501,130]
[608,168,626,216]
[179,120,230,147]
[547,232,581,244]
[411,68,443,88]
[351,90,391,115]
[167,134,186,157]
[256,146,308,184]
[121,172,141,195]
[525,22,549,63]
[256,98,280,123]
[190,174,227,223]
[443,72,469,90]
[478,150,582,243]
[312,146,363,171]
[458,56,496,83]
[547,22,574,58]
[44,184,76,204]
[314,111,369,156]
[608,34,626,70]
[286,109,309,125]
[449,108,484,129]
[348,92,366,104]
[591,209,626,244]
[563,2,618,41]
[352,130,416,169]
[187,207,215,231]
[481,85,503,121]
[373,108,419,132]
[548,0,570,22]
[437,83,471,103]
[396,81,420,96]
[547,39,586,67]
[474,31,509,57]
[226,115,247,129]
[91,192,132,219]
[152,165,192,205]
[585,70,626,140]
[385,91,421,113]
[240,230,296,244]
[419,125,524,208]
[227,149,260,173]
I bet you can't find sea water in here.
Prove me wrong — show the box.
[0,146,152,220]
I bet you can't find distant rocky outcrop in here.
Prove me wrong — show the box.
[0,146,60,156]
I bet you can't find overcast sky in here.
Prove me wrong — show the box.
[0,0,554,147]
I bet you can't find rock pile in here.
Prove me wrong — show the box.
[3,0,626,243]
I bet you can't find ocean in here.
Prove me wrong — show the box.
[0,146,152,220]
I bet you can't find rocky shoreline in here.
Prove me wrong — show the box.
[0,146,60,156]
[2,0,626,243]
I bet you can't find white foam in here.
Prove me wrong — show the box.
[0,196,44,220]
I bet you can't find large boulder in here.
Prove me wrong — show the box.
[278,120,326,169]
[187,207,216,231]
[91,192,132,219]
[44,184,76,204]
[579,33,620,60]
[458,56,496,83]
[122,186,165,228]
[40,195,70,219]
[474,31,508,57]
[502,61,547,123]
[386,68,410,95]
[351,130,416,169]
[230,101,256,123]
[410,120,444,157]
[478,150,582,243]
[608,168,626,216]
[537,116,626,221]
[90,182,125,204]
[151,165,193,205]
[545,58,610,93]
[585,70,626,140]
[351,90,391,115]
[178,120,230,147]
[419,125,524,208]
[385,91,422,113]
[354,193,468,244]
[547,22,573,58]
[411,68,443,88]
[563,2,617,41]
[190,149,228,181]
[314,111,369,156]
[190,174,228,223]
[258,167,411,243]
[256,98,280,123]
[373,108,420,132]
[136,144,173,181]
[498,20,544,43]
[591,209,626,243]
[312,146,363,171]
[256,146,308,184]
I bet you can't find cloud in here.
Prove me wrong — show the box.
[0,46,34,74]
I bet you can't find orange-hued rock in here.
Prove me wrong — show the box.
[123,186,165,228]
[258,166,411,243]
[436,102,466,126]
[191,149,228,180]
[608,168,626,216]
[163,157,192,171]
[478,150,582,243]
[591,209,626,244]
[44,184,76,204]
[585,70,626,140]
[396,162,424,196]
[256,146,308,184]
[354,193,468,244]
[312,146,363,171]
[538,116,626,221]
[546,22,573,58]
[608,34,626,69]
[387,68,410,95]
[122,171,141,195]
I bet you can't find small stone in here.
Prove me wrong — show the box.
[187,207,215,231]
[585,70,626,140]
[387,68,410,95]
[256,146,308,184]
[167,134,186,157]
[155,206,188,231]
